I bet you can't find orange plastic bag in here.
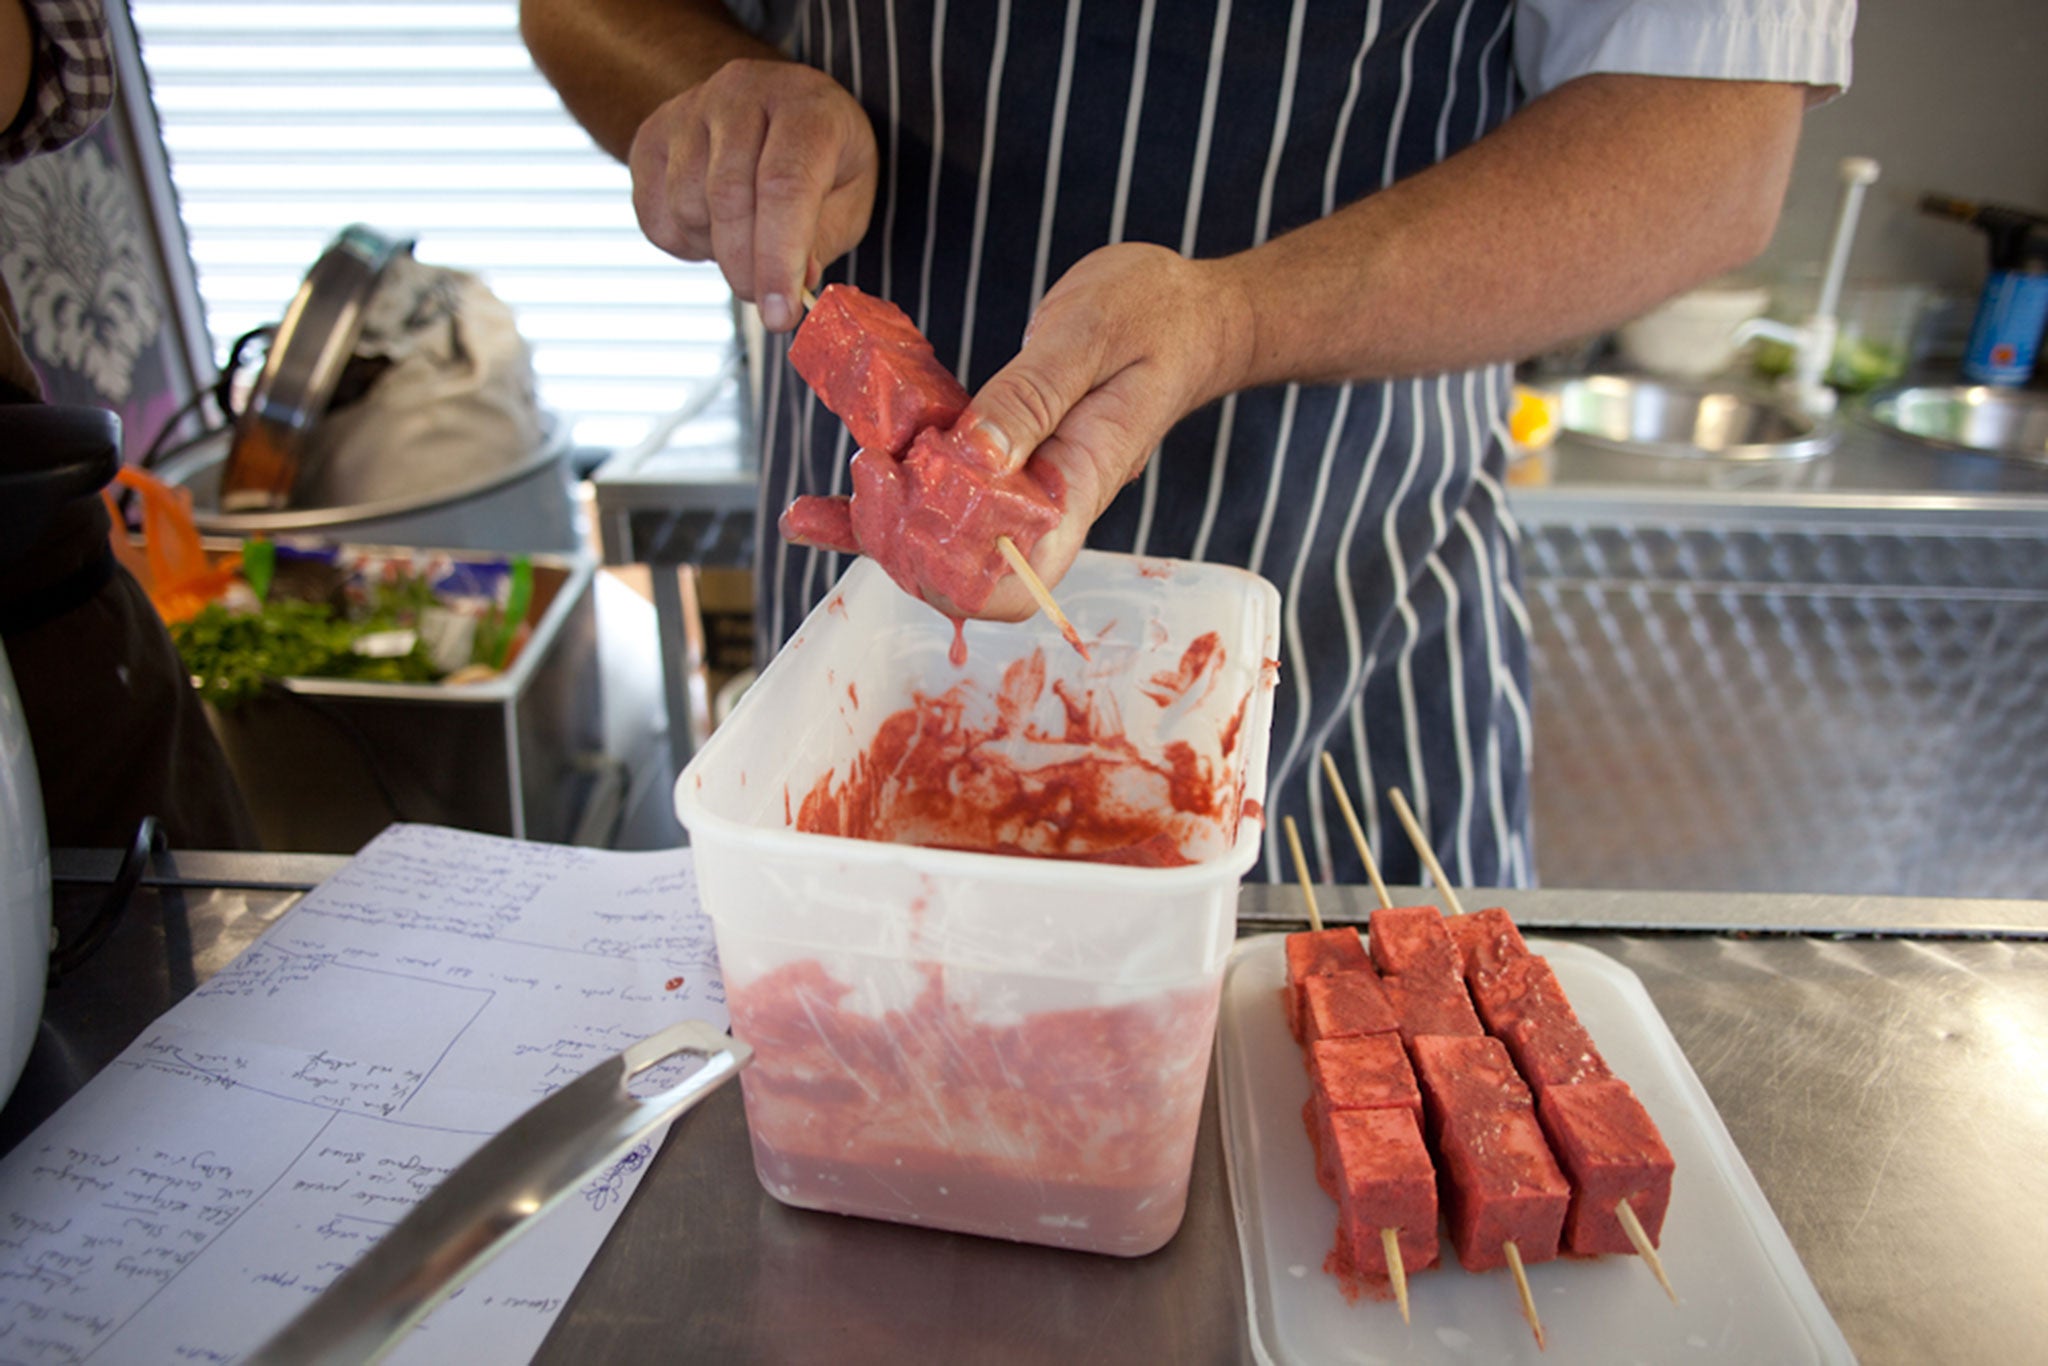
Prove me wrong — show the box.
[104,467,242,624]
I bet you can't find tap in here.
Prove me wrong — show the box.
[1737,156,1881,418]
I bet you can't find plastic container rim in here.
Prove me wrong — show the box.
[675,550,1279,897]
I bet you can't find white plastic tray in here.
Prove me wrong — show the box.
[1216,934,1855,1365]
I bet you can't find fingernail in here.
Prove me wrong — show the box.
[973,415,1011,461]
[762,293,794,331]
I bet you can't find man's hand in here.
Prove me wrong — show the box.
[628,58,877,332]
[956,243,1254,622]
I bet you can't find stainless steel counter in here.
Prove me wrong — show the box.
[1504,400,2048,902]
[1519,380,2048,514]
[10,856,2047,1364]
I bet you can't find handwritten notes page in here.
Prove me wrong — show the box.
[0,824,728,1365]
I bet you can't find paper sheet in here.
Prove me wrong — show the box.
[0,824,728,1365]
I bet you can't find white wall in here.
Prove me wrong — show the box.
[1759,0,2048,299]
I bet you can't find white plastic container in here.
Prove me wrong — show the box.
[675,549,1280,1255]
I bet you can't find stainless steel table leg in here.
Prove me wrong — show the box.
[649,564,703,784]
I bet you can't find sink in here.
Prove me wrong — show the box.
[1857,385,2048,464]
[1545,374,1835,462]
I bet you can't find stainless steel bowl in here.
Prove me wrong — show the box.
[1548,374,1836,462]
[1857,385,2048,464]
[224,224,414,511]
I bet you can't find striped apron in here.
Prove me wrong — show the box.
[755,0,1535,889]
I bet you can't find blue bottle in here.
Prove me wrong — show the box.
[1961,261,2048,387]
[1922,195,2048,387]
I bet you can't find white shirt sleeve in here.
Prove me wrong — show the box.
[1515,0,1856,104]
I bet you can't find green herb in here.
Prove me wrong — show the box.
[174,599,440,707]
[243,537,275,601]
[472,554,534,671]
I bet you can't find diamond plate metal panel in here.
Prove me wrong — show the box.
[1525,522,2048,898]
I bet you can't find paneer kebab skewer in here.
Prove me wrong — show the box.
[781,285,1085,658]
[1296,772,1550,1345]
[1384,785,1679,1303]
[1282,817,1422,1324]
[1304,758,1679,1338]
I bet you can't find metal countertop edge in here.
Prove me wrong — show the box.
[1233,883,2048,939]
[51,849,2048,939]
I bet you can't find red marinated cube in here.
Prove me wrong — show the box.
[1307,1035,1424,1196]
[1409,1034,1530,1140]
[1538,1080,1675,1257]
[1330,1108,1441,1279]
[788,284,968,457]
[1368,905,1461,982]
[1302,970,1398,1046]
[844,425,1063,613]
[1283,929,1370,1042]
[1436,1106,1571,1272]
[1467,953,1574,1039]
[1500,1009,1613,1095]
[1446,907,1530,978]
[1381,975,1484,1050]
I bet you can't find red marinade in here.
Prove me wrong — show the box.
[1367,905,1462,983]
[1380,974,1485,1049]
[1446,906,1531,979]
[1409,1033,1531,1141]
[1305,1034,1425,1198]
[1436,1105,1572,1272]
[793,646,1240,867]
[787,283,968,456]
[779,283,1065,617]
[1283,928,1371,1042]
[1466,952,1576,1038]
[728,956,1219,1256]
[1301,970,1400,1046]
[1537,1079,1675,1256]
[1500,1009,1614,1094]
[1328,1108,1441,1281]
[843,423,1063,614]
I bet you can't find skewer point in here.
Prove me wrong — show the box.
[996,535,1087,659]
[1616,1198,1677,1303]
[1503,1239,1545,1351]
[1283,816,1321,932]
[1381,1226,1410,1324]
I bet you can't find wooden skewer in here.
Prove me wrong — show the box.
[1616,1197,1677,1302]
[1284,814,1413,1315]
[1502,1239,1545,1351]
[800,286,819,312]
[1380,1226,1412,1325]
[1282,816,1322,933]
[1386,787,1466,918]
[1387,780,1676,1312]
[1319,751,1391,911]
[994,535,1087,657]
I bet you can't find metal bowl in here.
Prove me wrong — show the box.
[1856,385,2048,464]
[1548,374,1836,462]
[224,224,415,511]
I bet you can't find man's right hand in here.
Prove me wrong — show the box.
[628,58,877,333]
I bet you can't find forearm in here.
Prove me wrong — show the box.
[520,0,781,160]
[1212,74,1806,390]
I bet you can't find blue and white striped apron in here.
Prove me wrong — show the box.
[755,0,1536,889]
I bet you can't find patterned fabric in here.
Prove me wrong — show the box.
[2,0,115,166]
[750,0,1854,889]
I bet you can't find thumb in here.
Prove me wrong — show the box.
[958,326,1101,476]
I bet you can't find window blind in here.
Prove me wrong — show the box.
[127,0,741,461]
